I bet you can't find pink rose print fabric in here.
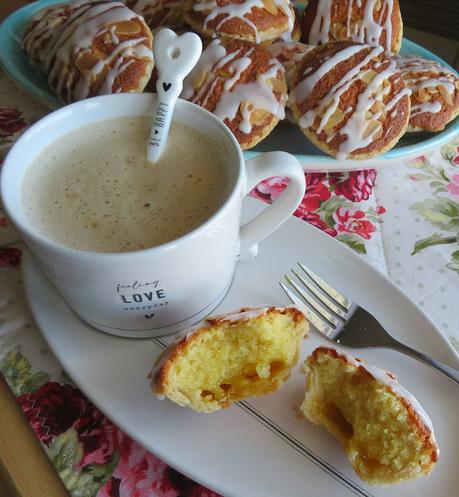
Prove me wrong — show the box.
[447,174,459,196]
[0,107,27,139]
[251,170,386,254]
[0,246,21,267]
[12,372,224,497]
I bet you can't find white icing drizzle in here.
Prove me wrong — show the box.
[336,78,409,158]
[216,59,286,133]
[182,40,226,99]
[393,55,456,76]
[109,24,120,44]
[268,41,311,66]
[411,100,442,117]
[90,48,137,96]
[124,0,184,27]
[185,305,304,338]
[392,55,458,114]
[328,348,438,454]
[211,306,279,322]
[22,0,90,62]
[292,44,410,159]
[309,0,332,44]
[308,0,395,52]
[25,0,153,103]
[182,40,286,134]
[295,44,369,102]
[192,0,294,43]
[267,41,312,85]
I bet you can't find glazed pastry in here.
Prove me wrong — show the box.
[290,41,411,160]
[22,0,154,104]
[22,0,90,65]
[153,306,308,413]
[301,347,439,484]
[182,38,287,149]
[122,0,186,29]
[267,40,312,88]
[183,0,295,44]
[392,55,459,132]
[301,0,403,54]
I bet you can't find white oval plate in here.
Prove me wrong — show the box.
[0,0,457,172]
[23,197,459,497]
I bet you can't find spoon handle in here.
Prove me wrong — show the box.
[147,29,202,163]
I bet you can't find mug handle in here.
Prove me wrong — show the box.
[239,151,306,259]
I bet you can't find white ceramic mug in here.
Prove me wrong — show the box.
[1,93,305,338]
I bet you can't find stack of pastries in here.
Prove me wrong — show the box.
[22,0,459,157]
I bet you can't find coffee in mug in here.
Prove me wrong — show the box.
[2,94,305,337]
[21,116,231,252]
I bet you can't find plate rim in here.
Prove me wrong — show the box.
[21,197,459,497]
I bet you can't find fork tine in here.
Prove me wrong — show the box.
[298,263,351,310]
[285,275,342,328]
[291,269,347,320]
[279,282,335,335]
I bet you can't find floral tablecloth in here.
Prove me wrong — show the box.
[0,69,458,497]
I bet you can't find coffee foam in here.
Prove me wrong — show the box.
[22,116,231,252]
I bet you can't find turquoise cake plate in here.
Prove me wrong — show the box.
[0,0,457,171]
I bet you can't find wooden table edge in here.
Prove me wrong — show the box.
[0,375,69,497]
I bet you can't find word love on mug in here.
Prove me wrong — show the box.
[116,280,169,314]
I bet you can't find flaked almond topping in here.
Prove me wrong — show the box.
[193,70,208,90]
[370,100,385,113]
[75,51,100,71]
[323,108,345,131]
[114,20,142,36]
[330,22,344,39]
[416,87,431,103]
[361,69,377,84]
[438,85,453,106]
[216,68,233,78]
[239,101,252,115]
[48,17,62,28]
[250,108,269,125]
[270,76,287,93]
[263,0,279,16]
[362,119,382,140]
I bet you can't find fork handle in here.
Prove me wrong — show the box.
[390,341,459,385]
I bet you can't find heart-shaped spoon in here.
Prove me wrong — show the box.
[147,29,202,163]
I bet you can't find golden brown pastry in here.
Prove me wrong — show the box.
[267,40,312,89]
[392,55,459,132]
[184,0,296,44]
[275,5,302,42]
[153,306,308,413]
[22,0,154,104]
[301,0,403,54]
[182,38,288,149]
[22,0,85,64]
[290,41,411,160]
[122,0,186,29]
[301,347,439,484]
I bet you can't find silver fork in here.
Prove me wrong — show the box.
[280,262,459,385]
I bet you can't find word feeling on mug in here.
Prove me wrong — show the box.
[116,280,169,317]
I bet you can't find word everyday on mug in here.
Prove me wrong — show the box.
[1,93,306,338]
